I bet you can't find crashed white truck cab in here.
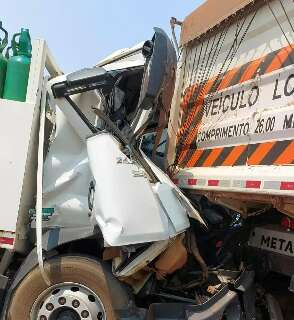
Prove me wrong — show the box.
[0,24,281,320]
[0,29,214,320]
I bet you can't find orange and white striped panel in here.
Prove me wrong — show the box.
[176,44,294,168]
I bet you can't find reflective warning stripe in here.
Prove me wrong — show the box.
[246,180,261,189]
[177,78,217,164]
[218,67,240,90]
[177,43,294,167]
[188,178,197,185]
[259,140,292,165]
[247,141,276,166]
[280,182,294,190]
[185,140,294,168]
[186,149,204,167]
[239,57,263,83]
[222,145,247,166]
[0,237,14,246]
[0,231,16,249]
[274,140,294,165]
[265,45,293,73]
[208,180,219,186]
[202,147,224,167]
[174,177,294,192]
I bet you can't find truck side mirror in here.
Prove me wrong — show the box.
[131,28,177,140]
[137,28,177,111]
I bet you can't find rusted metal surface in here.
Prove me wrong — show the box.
[180,0,256,45]
[154,235,187,280]
[103,247,121,261]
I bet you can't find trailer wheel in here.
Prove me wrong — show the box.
[7,256,125,320]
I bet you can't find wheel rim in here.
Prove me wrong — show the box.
[30,282,106,320]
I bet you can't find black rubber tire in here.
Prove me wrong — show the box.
[7,255,124,320]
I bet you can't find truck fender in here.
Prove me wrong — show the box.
[1,225,105,319]
[0,247,57,319]
[42,225,99,251]
[1,250,136,319]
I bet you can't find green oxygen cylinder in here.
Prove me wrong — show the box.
[3,28,32,102]
[0,22,8,98]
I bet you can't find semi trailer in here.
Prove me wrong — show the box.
[167,0,294,318]
[0,0,293,319]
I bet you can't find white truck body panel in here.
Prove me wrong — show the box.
[0,40,59,250]
[87,133,190,246]
[42,76,108,231]
[0,100,35,233]
[42,106,93,229]
[97,42,145,71]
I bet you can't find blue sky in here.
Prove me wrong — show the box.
[1,1,203,72]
